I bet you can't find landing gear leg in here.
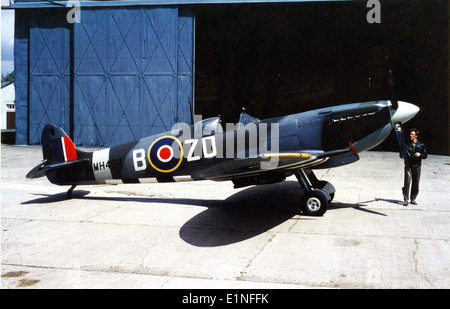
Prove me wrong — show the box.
[293,169,329,216]
[67,185,77,199]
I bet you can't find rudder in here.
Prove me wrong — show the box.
[41,124,77,163]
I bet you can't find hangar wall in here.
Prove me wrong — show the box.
[13,0,448,154]
[15,5,194,146]
[195,1,449,155]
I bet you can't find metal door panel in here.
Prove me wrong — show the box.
[29,15,70,144]
[73,6,194,146]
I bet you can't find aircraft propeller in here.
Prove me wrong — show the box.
[388,70,403,156]
[387,70,419,162]
[387,70,398,109]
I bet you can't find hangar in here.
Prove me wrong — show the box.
[12,1,194,146]
[9,0,449,154]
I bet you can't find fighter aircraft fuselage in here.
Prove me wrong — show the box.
[28,99,419,216]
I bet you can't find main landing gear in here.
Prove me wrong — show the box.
[293,169,335,216]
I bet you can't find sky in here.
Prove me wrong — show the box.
[1,0,15,75]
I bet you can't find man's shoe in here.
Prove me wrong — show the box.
[411,200,417,205]
[403,200,408,206]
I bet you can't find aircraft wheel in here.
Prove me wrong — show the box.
[317,180,335,202]
[301,189,329,216]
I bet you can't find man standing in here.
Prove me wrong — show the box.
[401,128,427,206]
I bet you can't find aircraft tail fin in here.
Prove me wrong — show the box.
[27,124,84,179]
[41,124,77,164]
[26,123,79,178]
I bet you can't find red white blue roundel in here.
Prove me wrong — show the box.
[148,136,183,173]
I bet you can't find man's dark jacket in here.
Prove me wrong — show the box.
[401,140,427,168]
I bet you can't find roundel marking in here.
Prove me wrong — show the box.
[148,136,183,173]
[157,145,173,162]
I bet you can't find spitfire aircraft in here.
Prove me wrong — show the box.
[27,99,419,216]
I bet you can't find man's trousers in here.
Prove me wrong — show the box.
[403,166,421,201]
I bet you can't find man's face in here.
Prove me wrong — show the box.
[410,131,417,141]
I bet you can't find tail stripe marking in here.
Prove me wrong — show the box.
[51,136,77,162]
[63,136,77,161]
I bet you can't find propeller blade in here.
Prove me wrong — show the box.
[388,70,398,109]
[394,123,407,164]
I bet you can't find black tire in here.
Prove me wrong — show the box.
[317,180,335,202]
[300,189,329,216]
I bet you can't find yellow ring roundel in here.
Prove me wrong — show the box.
[148,136,183,173]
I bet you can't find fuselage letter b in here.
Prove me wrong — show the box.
[133,149,147,171]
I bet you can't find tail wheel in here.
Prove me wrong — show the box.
[301,189,329,216]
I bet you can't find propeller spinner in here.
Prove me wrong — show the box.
[389,101,420,125]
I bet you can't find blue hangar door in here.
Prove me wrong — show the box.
[28,6,194,146]
[29,15,71,144]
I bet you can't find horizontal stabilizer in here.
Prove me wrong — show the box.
[26,158,89,179]
[43,158,89,171]
[26,160,48,178]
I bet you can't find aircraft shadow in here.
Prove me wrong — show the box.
[22,181,387,247]
[22,190,91,204]
[362,198,405,206]
[179,181,305,247]
[178,183,388,247]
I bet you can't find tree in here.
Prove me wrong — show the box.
[1,71,14,83]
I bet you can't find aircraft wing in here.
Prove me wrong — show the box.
[199,143,363,181]
[199,151,319,180]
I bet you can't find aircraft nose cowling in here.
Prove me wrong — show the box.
[390,101,420,125]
